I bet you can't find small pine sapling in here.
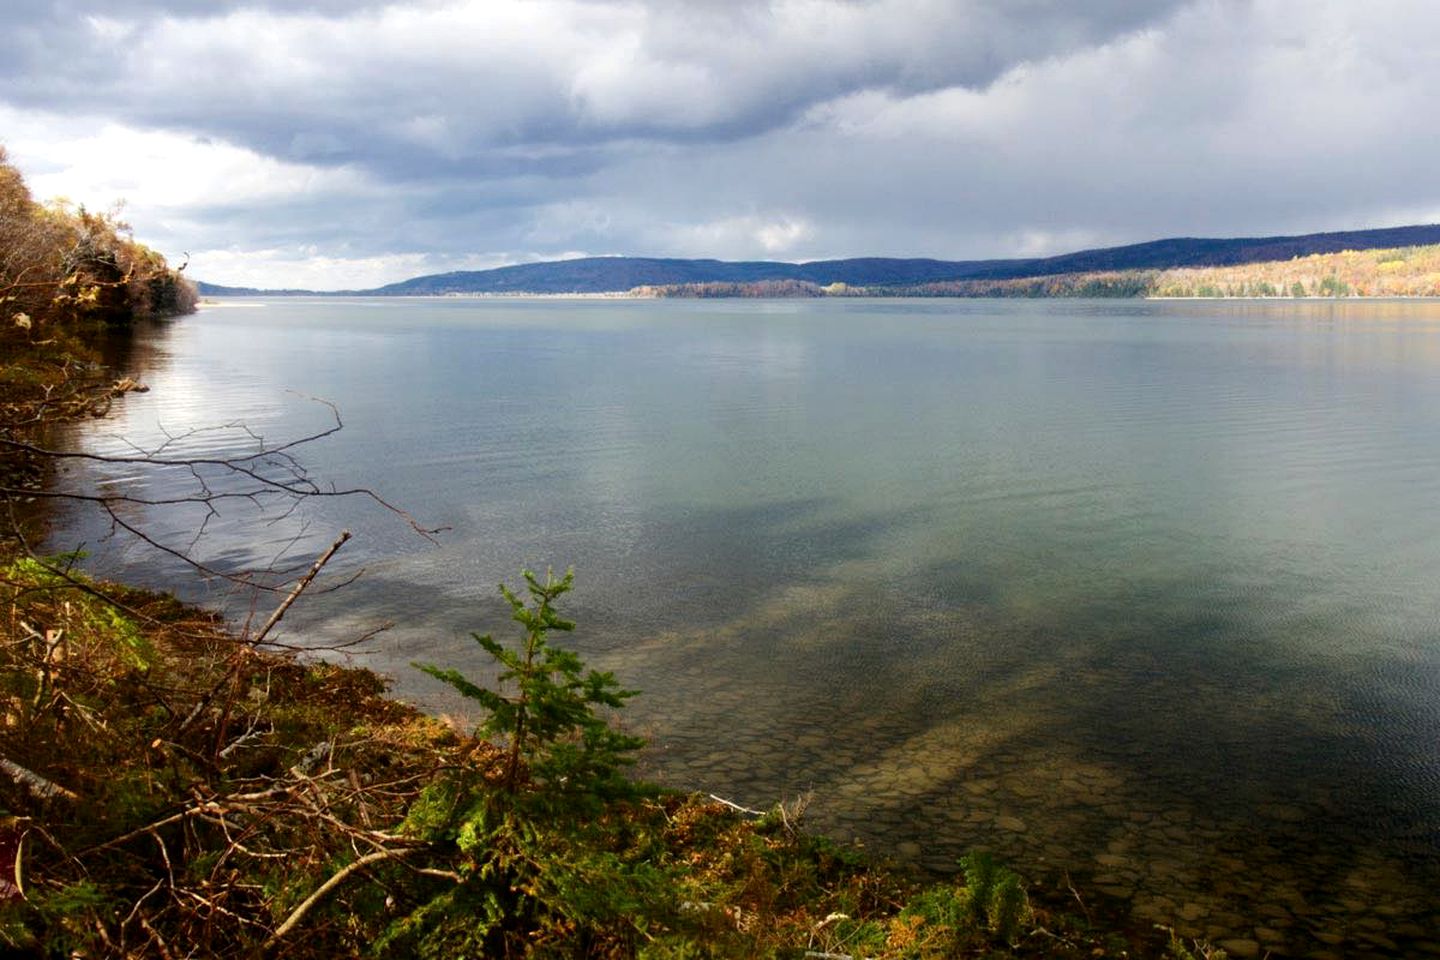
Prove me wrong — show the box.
[415,568,643,797]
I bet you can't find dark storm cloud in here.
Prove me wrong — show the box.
[4,0,1439,288]
[0,0,1190,164]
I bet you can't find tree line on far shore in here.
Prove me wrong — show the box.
[632,243,1440,300]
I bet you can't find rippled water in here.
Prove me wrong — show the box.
[51,297,1440,956]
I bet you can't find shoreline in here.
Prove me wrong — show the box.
[199,291,1440,302]
[14,312,1440,955]
[1,328,1179,958]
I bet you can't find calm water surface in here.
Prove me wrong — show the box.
[53,298,1440,956]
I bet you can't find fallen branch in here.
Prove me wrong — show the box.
[217,727,269,760]
[79,784,293,856]
[707,793,766,817]
[0,757,78,802]
[252,530,350,645]
[262,846,421,953]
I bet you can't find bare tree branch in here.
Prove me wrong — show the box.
[252,531,351,646]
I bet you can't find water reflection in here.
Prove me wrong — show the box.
[47,297,1440,957]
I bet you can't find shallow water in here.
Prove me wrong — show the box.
[50,297,1440,956]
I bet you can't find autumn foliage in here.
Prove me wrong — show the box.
[638,245,1440,300]
[1149,244,1440,298]
[0,145,195,350]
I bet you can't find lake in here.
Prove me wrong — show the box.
[51,297,1440,956]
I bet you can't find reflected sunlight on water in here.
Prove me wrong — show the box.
[49,297,1440,957]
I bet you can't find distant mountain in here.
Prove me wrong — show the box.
[196,224,1440,296]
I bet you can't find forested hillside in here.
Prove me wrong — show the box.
[193,224,1440,297]
[640,243,1440,299]
[1150,244,1440,298]
[197,223,1440,296]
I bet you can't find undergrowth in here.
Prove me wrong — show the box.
[0,555,1176,957]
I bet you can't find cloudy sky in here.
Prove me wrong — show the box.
[3,0,1438,289]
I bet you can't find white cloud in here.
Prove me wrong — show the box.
[188,248,435,290]
[189,248,551,291]
[756,218,813,254]
[1007,228,1110,259]
[667,214,816,257]
[189,246,609,291]
[4,0,1189,153]
[5,0,1440,287]
[758,0,1440,247]
[0,104,374,264]
[14,122,367,211]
